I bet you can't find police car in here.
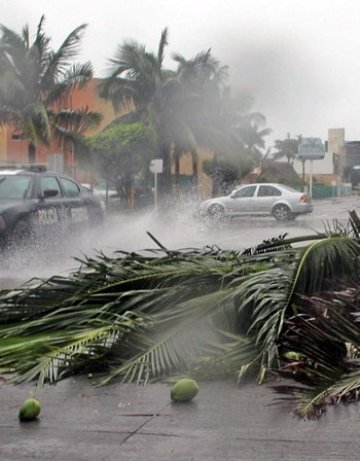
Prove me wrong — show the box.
[0,164,105,249]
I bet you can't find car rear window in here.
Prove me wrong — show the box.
[258,185,281,197]
[0,174,33,199]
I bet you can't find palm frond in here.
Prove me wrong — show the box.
[22,102,51,145]
[40,24,88,87]
[54,107,102,133]
[46,62,94,105]
[286,237,360,308]
[349,209,360,237]
[274,284,360,419]
[0,243,292,385]
[157,28,168,71]
[1,222,359,411]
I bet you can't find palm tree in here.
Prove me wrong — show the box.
[272,134,302,164]
[236,113,272,165]
[98,29,175,192]
[172,49,230,183]
[99,34,236,196]
[0,16,101,163]
[192,85,270,195]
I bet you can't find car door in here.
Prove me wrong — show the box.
[36,174,65,225]
[255,185,282,213]
[58,176,90,228]
[227,185,257,214]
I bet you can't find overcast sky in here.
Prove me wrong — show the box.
[2,0,360,147]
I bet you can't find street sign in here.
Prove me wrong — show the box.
[298,137,325,160]
[150,159,163,173]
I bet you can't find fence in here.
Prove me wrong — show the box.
[312,183,352,199]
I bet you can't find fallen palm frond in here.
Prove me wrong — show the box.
[287,236,360,305]
[274,284,360,419]
[0,212,359,417]
[0,233,303,386]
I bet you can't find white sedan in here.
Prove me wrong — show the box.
[199,183,313,221]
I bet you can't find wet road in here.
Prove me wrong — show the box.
[3,377,360,461]
[1,196,358,288]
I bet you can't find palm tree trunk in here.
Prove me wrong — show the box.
[191,149,198,186]
[124,175,134,210]
[158,144,172,197]
[211,155,222,197]
[28,142,36,163]
[174,152,180,186]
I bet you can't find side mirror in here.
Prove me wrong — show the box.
[43,189,59,199]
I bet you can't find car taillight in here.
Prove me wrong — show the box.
[300,194,309,203]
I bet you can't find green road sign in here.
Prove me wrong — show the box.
[298,137,325,160]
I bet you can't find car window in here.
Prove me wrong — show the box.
[41,176,62,197]
[60,177,81,198]
[232,185,256,198]
[258,185,281,197]
[0,174,33,199]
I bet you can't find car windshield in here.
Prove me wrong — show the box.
[0,174,33,199]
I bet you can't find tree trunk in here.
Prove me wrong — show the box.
[191,149,198,186]
[158,143,172,198]
[174,152,180,186]
[124,175,133,209]
[211,156,221,197]
[28,143,36,163]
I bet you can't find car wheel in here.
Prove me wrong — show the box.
[272,204,291,221]
[207,204,225,220]
[11,219,32,248]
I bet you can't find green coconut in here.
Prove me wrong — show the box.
[170,378,199,402]
[283,351,304,360]
[19,398,41,422]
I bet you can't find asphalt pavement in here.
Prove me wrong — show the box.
[2,376,360,461]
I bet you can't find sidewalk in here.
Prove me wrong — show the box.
[2,377,360,460]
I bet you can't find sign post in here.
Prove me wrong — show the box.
[149,159,163,212]
[298,137,325,198]
[309,160,313,198]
